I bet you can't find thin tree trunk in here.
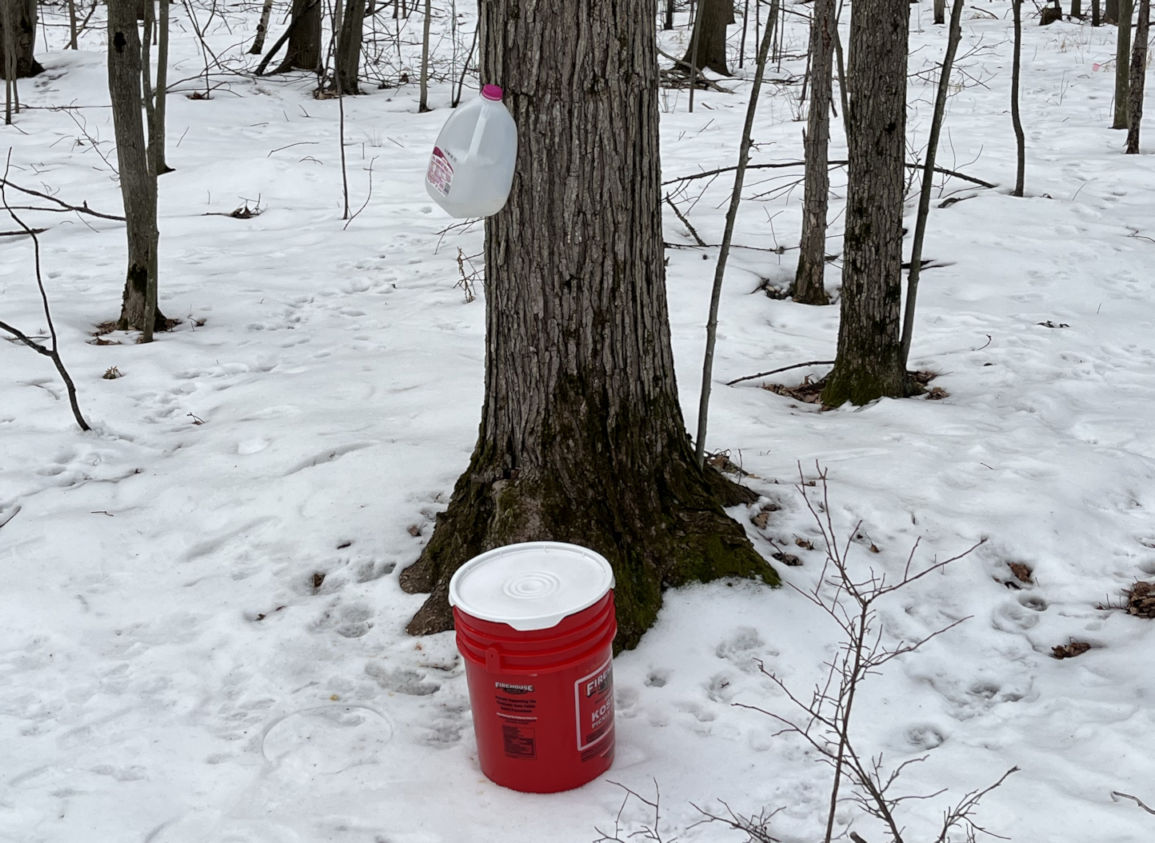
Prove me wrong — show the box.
[1114,0,1134,128]
[793,0,834,305]
[1125,0,1149,152]
[334,0,366,94]
[419,0,432,111]
[695,1,780,468]
[820,0,912,406]
[250,0,276,54]
[1011,0,1026,196]
[109,0,165,335]
[151,0,172,174]
[3,1,15,125]
[901,0,965,369]
[1093,0,1101,25]
[934,0,946,24]
[400,0,777,650]
[832,8,850,141]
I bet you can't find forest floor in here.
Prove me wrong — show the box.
[2,3,1155,842]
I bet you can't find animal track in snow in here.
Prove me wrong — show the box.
[644,669,670,688]
[714,626,768,672]
[364,664,440,696]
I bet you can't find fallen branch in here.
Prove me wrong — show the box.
[0,176,125,221]
[657,46,733,92]
[1111,791,1155,815]
[727,359,835,386]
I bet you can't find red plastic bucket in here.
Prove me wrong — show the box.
[449,542,616,793]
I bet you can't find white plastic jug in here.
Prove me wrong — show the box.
[424,84,518,219]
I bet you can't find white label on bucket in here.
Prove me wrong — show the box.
[574,658,614,751]
[426,146,454,197]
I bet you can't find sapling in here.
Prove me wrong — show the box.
[737,464,1015,843]
[0,154,91,432]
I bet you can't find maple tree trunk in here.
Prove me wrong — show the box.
[820,0,912,406]
[400,0,777,650]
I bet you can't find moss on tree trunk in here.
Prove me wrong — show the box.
[400,0,777,651]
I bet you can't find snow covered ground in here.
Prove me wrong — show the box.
[2,3,1154,841]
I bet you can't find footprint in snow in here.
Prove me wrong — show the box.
[714,625,768,672]
[364,663,440,696]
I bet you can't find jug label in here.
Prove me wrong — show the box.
[426,147,454,197]
[574,658,614,751]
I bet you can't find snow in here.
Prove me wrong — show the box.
[2,3,1154,841]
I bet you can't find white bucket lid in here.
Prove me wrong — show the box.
[448,542,615,631]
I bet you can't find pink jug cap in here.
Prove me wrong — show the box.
[481,84,503,101]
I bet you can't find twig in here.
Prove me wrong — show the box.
[0,505,20,530]
[726,359,835,386]
[1111,791,1155,815]
[1,152,92,432]
[656,46,733,92]
[0,176,125,221]
[662,159,997,190]
[664,193,707,247]
[344,156,378,230]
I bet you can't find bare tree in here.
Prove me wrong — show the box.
[682,0,733,75]
[820,0,913,406]
[273,0,323,75]
[793,0,835,306]
[0,0,42,79]
[738,465,1013,843]
[1,157,91,432]
[332,0,366,95]
[901,0,965,368]
[108,0,167,338]
[1011,0,1026,196]
[1125,0,1149,153]
[250,0,276,54]
[419,0,433,111]
[400,0,778,649]
[695,0,781,468]
[1113,0,1133,129]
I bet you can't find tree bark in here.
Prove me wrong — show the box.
[250,0,276,54]
[820,0,912,406]
[1125,0,1149,152]
[682,0,734,76]
[419,0,432,110]
[0,0,42,79]
[334,0,366,95]
[793,0,834,306]
[275,0,322,74]
[1012,0,1026,195]
[108,0,166,335]
[1113,0,1133,129]
[400,0,777,651]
